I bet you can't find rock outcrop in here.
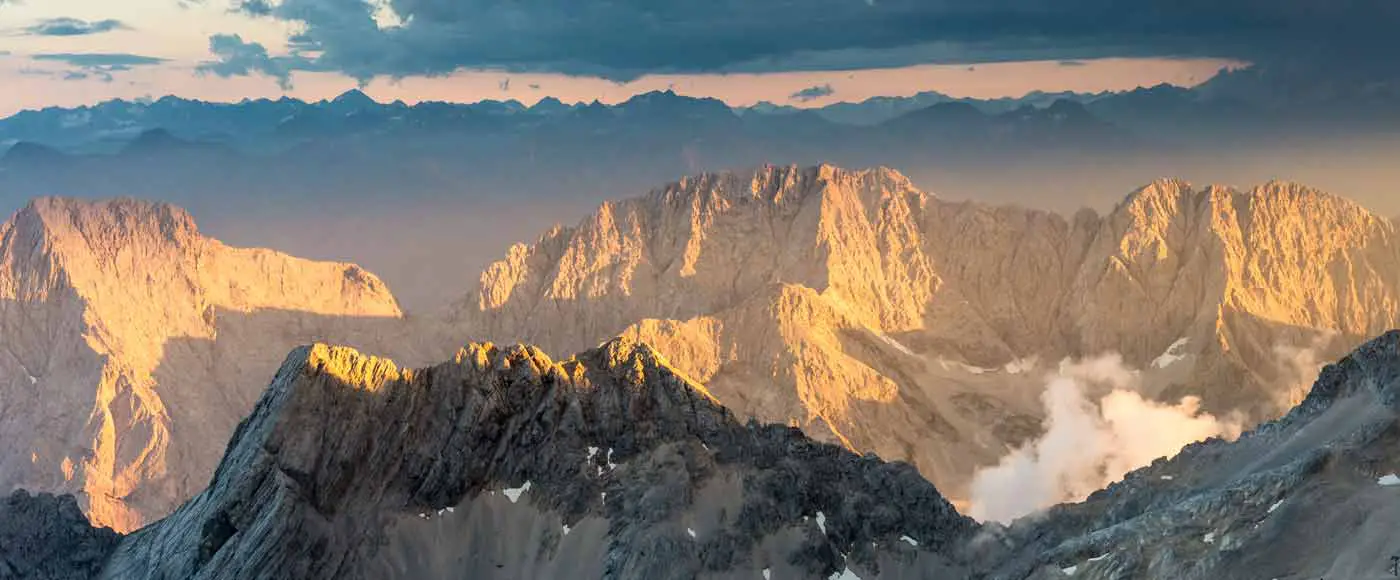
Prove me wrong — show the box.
[0,198,439,532]
[455,164,1400,501]
[0,490,121,580]
[100,339,980,580]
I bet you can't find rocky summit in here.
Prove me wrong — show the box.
[455,164,1400,502]
[98,338,978,579]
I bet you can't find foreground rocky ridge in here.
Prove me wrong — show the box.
[0,198,440,531]
[99,338,978,579]
[456,164,1400,499]
[9,330,1400,579]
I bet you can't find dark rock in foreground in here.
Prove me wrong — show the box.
[0,490,121,580]
[99,338,980,579]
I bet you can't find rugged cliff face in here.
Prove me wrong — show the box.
[0,198,436,532]
[100,339,980,580]
[455,164,1400,500]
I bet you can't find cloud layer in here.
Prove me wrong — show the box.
[214,0,1398,83]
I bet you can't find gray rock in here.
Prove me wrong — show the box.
[0,490,120,580]
[99,338,979,579]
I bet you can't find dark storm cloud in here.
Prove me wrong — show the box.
[790,84,835,102]
[214,0,1399,82]
[196,34,322,90]
[24,17,129,36]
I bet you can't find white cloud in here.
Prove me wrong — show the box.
[969,354,1242,523]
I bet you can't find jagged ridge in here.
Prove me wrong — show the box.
[102,338,977,579]
[456,164,1400,503]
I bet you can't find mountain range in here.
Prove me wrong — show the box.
[2,164,1399,539]
[7,70,1400,318]
[453,164,1399,503]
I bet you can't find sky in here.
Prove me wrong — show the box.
[0,0,1259,116]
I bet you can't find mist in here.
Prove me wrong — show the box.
[968,354,1243,523]
[1270,331,1340,410]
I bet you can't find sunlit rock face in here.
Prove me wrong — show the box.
[0,198,438,531]
[457,163,1400,501]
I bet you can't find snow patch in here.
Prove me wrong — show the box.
[900,535,918,547]
[874,332,916,356]
[815,511,827,534]
[607,448,618,470]
[687,527,697,538]
[587,446,599,461]
[1268,500,1283,513]
[562,524,571,535]
[828,568,862,580]
[503,481,532,503]
[1061,565,1078,576]
[762,570,771,580]
[1152,338,1190,369]
[1088,554,1108,562]
[1160,475,1174,480]
[936,359,993,375]
[1203,532,1216,544]
[1378,473,1400,486]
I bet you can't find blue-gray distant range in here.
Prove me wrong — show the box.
[4,65,1400,310]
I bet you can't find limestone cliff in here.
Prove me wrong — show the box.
[455,164,1400,500]
[100,339,979,580]
[0,198,434,532]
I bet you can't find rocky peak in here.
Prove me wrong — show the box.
[6,197,201,260]
[102,338,978,579]
[0,196,417,532]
